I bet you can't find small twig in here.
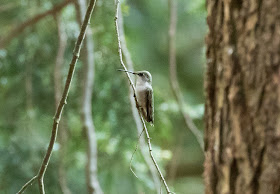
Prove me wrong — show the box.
[114,1,173,193]
[114,3,137,95]
[17,0,97,194]
[141,116,173,193]
[116,4,161,193]
[129,128,145,178]
[168,0,204,150]
[53,13,72,194]
[17,175,37,194]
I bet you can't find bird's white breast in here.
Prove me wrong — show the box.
[136,81,152,108]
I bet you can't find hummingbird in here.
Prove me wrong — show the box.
[119,69,154,125]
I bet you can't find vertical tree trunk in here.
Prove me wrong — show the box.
[75,0,103,193]
[53,14,72,194]
[205,0,280,193]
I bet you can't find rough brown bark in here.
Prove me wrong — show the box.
[204,0,280,194]
[53,14,72,194]
[75,0,103,193]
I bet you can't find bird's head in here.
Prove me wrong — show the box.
[118,69,152,83]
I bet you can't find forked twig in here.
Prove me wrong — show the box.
[17,175,37,194]
[116,4,161,193]
[17,0,97,193]
[129,128,145,178]
[114,0,173,193]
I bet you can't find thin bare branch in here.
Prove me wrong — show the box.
[114,1,173,193]
[53,14,72,194]
[17,0,97,193]
[17,175,37,194]
[75,0,103,193]
[129,128,144,179]
[168,0,204,150]
[0,0,74,49]
[117,4,161,194]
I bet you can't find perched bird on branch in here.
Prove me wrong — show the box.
[119,69,154,125]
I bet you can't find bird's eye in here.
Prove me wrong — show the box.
[139,73,143,76]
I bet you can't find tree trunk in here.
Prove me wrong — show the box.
[204,0,280,194]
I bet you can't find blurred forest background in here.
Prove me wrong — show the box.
[0,0,206,193]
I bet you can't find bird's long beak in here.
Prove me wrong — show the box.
[117,69,136,74]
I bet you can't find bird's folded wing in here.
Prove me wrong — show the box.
[146,88,154,124]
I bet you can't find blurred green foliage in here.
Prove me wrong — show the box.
[0,0,206,193]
